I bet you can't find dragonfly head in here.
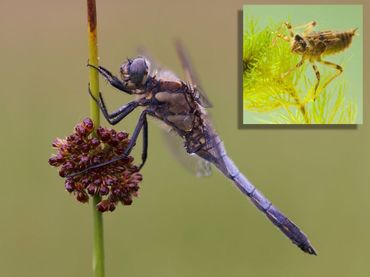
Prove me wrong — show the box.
[120,57,151,88]
[291,34,307,54]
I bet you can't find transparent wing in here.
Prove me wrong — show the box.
[174,40,213,108]
[137,47,212,177]
[137,46,183,84]
[162,129,212,177]
[137,46,161,76]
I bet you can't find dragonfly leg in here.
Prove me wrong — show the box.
[124,111,147,156]
[139,113,148,170]
[67,111,149,177]
[88,85,139,125]
[88,64,131,93]
[116,110,148,169]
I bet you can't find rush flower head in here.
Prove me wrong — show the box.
[49,118,143,212]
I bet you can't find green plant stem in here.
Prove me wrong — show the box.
[92,195,104,277]
[87,1,105,276]
[290,89,310,124]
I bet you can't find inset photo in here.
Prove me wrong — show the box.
[242,5,363,124]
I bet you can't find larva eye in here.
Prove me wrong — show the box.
[294,34,303,42]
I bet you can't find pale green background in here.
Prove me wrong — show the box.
[243,5,363,124]
[1,1,370,277]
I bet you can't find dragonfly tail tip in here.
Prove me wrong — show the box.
[303,245,317,256]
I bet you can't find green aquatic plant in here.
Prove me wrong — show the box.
[243,18,357,124]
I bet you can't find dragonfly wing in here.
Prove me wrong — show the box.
[174,40,213,108]
[137,47,184,84]
[137,46,212,176]
[162,128,212,177]
[136,46,161,76]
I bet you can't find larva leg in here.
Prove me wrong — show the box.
[294,21,317,35]
[319,59,343,90]
[282,56,306,78]
[276,33,291,42]
[273,22,293,45]
[284,22,295,39]
[311,63,321,100]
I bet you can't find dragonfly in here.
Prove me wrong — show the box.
[74,41,316,255]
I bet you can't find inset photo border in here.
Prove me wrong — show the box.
[242,5,363,124]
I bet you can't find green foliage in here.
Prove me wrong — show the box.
[243,17,357,124]
[311,84,357,124]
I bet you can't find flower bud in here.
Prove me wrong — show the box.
[49,118,143,212]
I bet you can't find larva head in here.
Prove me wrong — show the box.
[291,34,308,54]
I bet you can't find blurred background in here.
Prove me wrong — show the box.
[0,0,369,276]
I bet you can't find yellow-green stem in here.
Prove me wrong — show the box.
[87,1,105,276]
[290,89,310,124]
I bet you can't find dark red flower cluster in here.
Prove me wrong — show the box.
[48,118,143,212]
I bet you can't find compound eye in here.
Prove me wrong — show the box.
[294,34,307,49]
[128,57,149,85]
[294,34,303,41]
[120,62,130,81]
